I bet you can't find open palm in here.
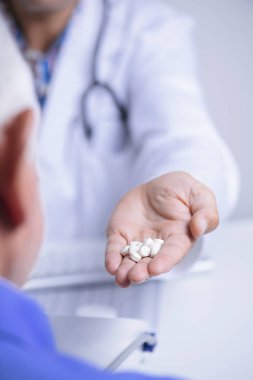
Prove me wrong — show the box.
[105,172,219,287]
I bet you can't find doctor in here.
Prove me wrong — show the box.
[0,0,239,286]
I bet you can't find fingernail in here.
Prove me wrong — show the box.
[198,218,207,235]
[131,278,146,285]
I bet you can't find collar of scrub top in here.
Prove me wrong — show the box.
[0,1,78,109]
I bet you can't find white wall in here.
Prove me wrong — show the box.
[168,0,253,218]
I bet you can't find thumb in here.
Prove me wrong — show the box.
[189,183,219,239]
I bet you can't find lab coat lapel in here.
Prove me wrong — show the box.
[38,0,102,170]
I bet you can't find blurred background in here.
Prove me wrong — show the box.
[168,0,253,219]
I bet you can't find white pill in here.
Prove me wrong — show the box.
[120,245,130,256]
[150,243,161,257]
[143,238,154,247]
[154,239,165,245]
[130,251,142,263]
[130,241,142,247]
[139,245,151,257]
[129,245,140,255]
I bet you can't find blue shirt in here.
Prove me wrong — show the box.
[0,280,180,380]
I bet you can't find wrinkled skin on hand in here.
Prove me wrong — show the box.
[105,172,219,287]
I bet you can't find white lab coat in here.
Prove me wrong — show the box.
[4,0,240,242]
[0,13,38,135]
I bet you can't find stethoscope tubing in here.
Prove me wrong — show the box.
[81,0,127,139]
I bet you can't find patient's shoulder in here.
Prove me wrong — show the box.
[0,279,55,350]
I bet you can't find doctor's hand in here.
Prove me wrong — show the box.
[105,171,219,287]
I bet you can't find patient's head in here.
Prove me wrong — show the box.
[9,0,78,14]
[0,14,43,286]
[0,110,43,286]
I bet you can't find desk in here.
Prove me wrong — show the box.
[49,316,154,370]
[27,219,253,377]
[144,219,253,380]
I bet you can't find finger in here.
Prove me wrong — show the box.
[148,233,193,276]
[105,233,126,275]
[115,256,136,288]
[128,257,152,284]
[189,184,219,239]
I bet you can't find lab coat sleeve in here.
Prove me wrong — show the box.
[127,5,239,219]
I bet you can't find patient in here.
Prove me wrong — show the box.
[0,109,182,380]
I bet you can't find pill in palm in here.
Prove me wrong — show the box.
[120,245,130,256]
[143,238,154,247]
[130,241,142,249]
[154,239,165,245]
[150,243,161,257]
[139,245,151,257]
[130,250,142,263]
[120,237,164,262]
[129,244,140,255]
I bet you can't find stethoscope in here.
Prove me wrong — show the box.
[81,0,128,140]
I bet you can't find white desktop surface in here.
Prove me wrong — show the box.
[49,316,150,370]
[143,219,253,380]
